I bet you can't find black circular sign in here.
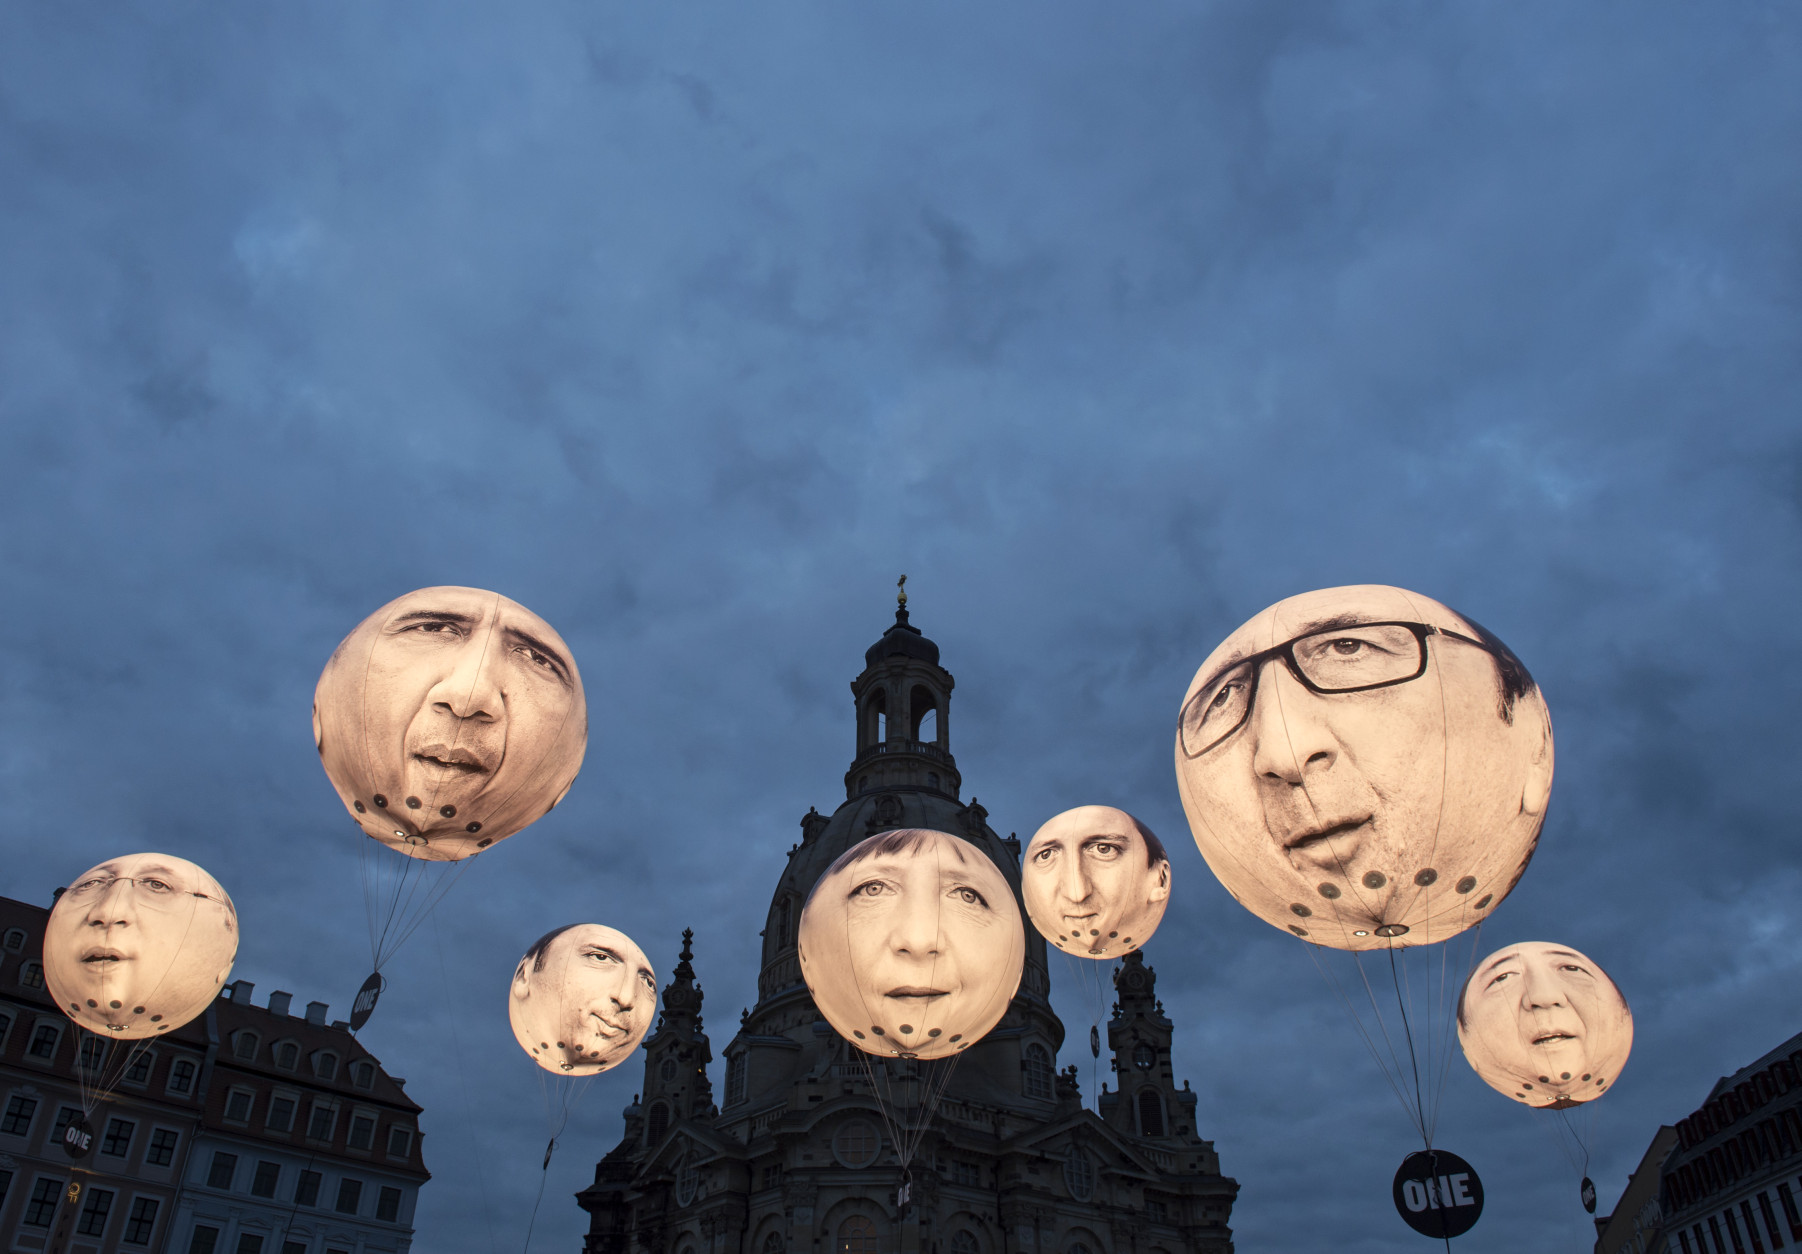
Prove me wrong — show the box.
[62,1114,95,1161]
[1392,1149,1484,1239]
[349,971,385,1031]
[1090,1026,1100,1058]
[1581,1176,1597,1214]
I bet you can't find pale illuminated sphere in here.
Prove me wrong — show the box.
[1458,941,1631,1108]
[509,924,657,1076]
[44,854,238,1038]
[314,587,588,862]
[799,829,1024,1060]
[1175,585,1554,951]
[1023,806,1171,959]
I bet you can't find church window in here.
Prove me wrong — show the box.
[660,1058,678,1082]
[837,1215,877,1254]
[1063,1145,1095,1201]
[950,1231,979,1254]
[867,690,888,746]
[762,1233,784,1254]
[1133,1042,1156,1071]
[645,1102,670,1146]
[726,1053,747,1107]
[952,1160,981,1187]
[832,1120,881,1169]
[909,688,937,741]
[676,1154,699,1207]
[1137,1089,1166,1137]
[1023,1045,1053,1100]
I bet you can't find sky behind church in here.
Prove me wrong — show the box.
[3,3,1800,1250]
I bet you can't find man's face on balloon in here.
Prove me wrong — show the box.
[510,924,656,1076]
[1175,585,1553,950]
[44,853,238,1039]
[1023,806,1170,959]
[799,829,1023,1060]
[1458,941,1631,1107]
[315,587,587,862]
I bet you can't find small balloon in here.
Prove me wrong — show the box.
[44,853,238,1039]
[509,925,657,1076]
[314,587,588,862]
[1174,585,1554,951]
[1457,941,1632,1109]
[799,829,1024,1061]
[1022,805,1171,959]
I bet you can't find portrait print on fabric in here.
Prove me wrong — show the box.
[314,586,588,862]
[1457,941,1632,1108]
[509,924,657,1076]
[1023,805,1171,959]
[44,853,239,1039]
[799,828,1024,1061]
[1175,585,1554,951]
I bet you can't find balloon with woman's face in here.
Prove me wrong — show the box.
[1023,806,1171,959]
[314,587,588,863]
[44,854,238,1039]
[509,924,657,1076]
[799,829,1024,1061]
[1458,941,1632,1109]
[1175,585,1554,951]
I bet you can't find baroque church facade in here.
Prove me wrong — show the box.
[577,603,1238,1254]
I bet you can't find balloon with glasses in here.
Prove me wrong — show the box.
[313,587,588,1024]
[43,854,239,1144]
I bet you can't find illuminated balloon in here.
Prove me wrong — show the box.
[314,586,588,862]
[44,854,238,1038]
[509,924,657,1076]
[1022,806,1171,959]
[1457,941,1631,1109]
[1174,585,1553,951]
[799,828,1024,1060]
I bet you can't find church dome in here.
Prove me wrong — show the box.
[862,606,939,669]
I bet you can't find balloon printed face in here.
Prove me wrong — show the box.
[1174,585,1554,951]
[1458,941,1632,1108]
[314,586,587,862]
[1023,806,1171,959]
[44,854,238,1039]
[509,924,657,1076]
[799,829,1024,1061]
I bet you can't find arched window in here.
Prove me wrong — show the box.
[232,1032,260,1061]
[867,690,888,746]
[312,1050,338,1080]
[776,897,792,947]
[762,1233,785,1254]
[837,1215,877,1254]
[1023,1045,1053,1100]
[2,928,24,951]
[645,1101,670,1146]
[676,1153,699,1207]
[726,1053,747,1107]
[950,1231,980,1254]
[832,1120,880,1169]
[1137,1089,1165,1137]
[274,1041,299,1070]
[1063,1145,1095,1202]
[909,686,937,741]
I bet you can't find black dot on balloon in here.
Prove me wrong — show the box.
[1455,876,1477,894]
[477,838,492,848]
[353,801,366,813]
[871,1026,885,1036]
[466,821,483,833]
[1538,1076,1550,1083]
[158,1023,169,1030]
[899,1024,914,1034]
[1596,1078,1606,1086]
[853,1030,865,1040]
[1289,903,1312,918]
[134,1007,145,1014]
[1523,1082,1534,1089]
[1474,894,1493,909]
[928,1028,941,1038]
[1515,1093,1526,1099]
[949,1035,962,1043]
[957,1041,968,1049]
[561,1062,574,1071]
[110,1000,122,1009]
[1362,871,1386,889]
[150,1015,162,1022]
[1123,938,1133,946]
[1288,925,1309,937]
[557,1041,566,1048]
[405,796,421,809]
[1089,929,1100,937]
[440,805,457,818]
[1561,1072,1571,1080]
[86,999,97,1008]
[1108,931,1118,938]
[540,1042,550,1049]
[1414,869,1438,887]
[373,794,388,808]
[1582,1074,1591,1081]
[1056,935,1065,942]
[1317,883,1341,899]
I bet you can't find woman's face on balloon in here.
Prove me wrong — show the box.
[1458,941,1631,1107]
[800,829,1023,1060]
[44,853,238,1039]
[510,924,656,1076]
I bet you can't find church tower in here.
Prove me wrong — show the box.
[578,595,1238,1254]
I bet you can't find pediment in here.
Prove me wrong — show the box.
[1002,1109,1167,1179]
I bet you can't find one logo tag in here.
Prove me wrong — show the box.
[1392,1149,1484,1239]
[1581,1176,1597,1214]
[62,1115,95,1161]
[349,972,385,1031]
[1090,1026,1100,1058]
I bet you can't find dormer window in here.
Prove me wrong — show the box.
[2,928,24,951]
[18,961,44,990]
[273,1041,299,1070]
[351,1060,376,1089]
[231,1031,259,1061]
[313,1051,339,1081]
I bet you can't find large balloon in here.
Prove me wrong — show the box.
[509,924,657,1075]
[799,829,1024,1060]
[1457,941,1631,1108]
[45,854,238,1038]
[1023,806,1171,959]
[1175,585,1553,951]
[314,587,588,862]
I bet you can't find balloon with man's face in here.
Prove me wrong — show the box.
[44,854,238,1039]
[1175,585,1554,951]
[509,924,657,1076]
[1458,941,1631,1108]
[1023,806,1171,959]
[799,829,1024,1061]
[314,587,588,862]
